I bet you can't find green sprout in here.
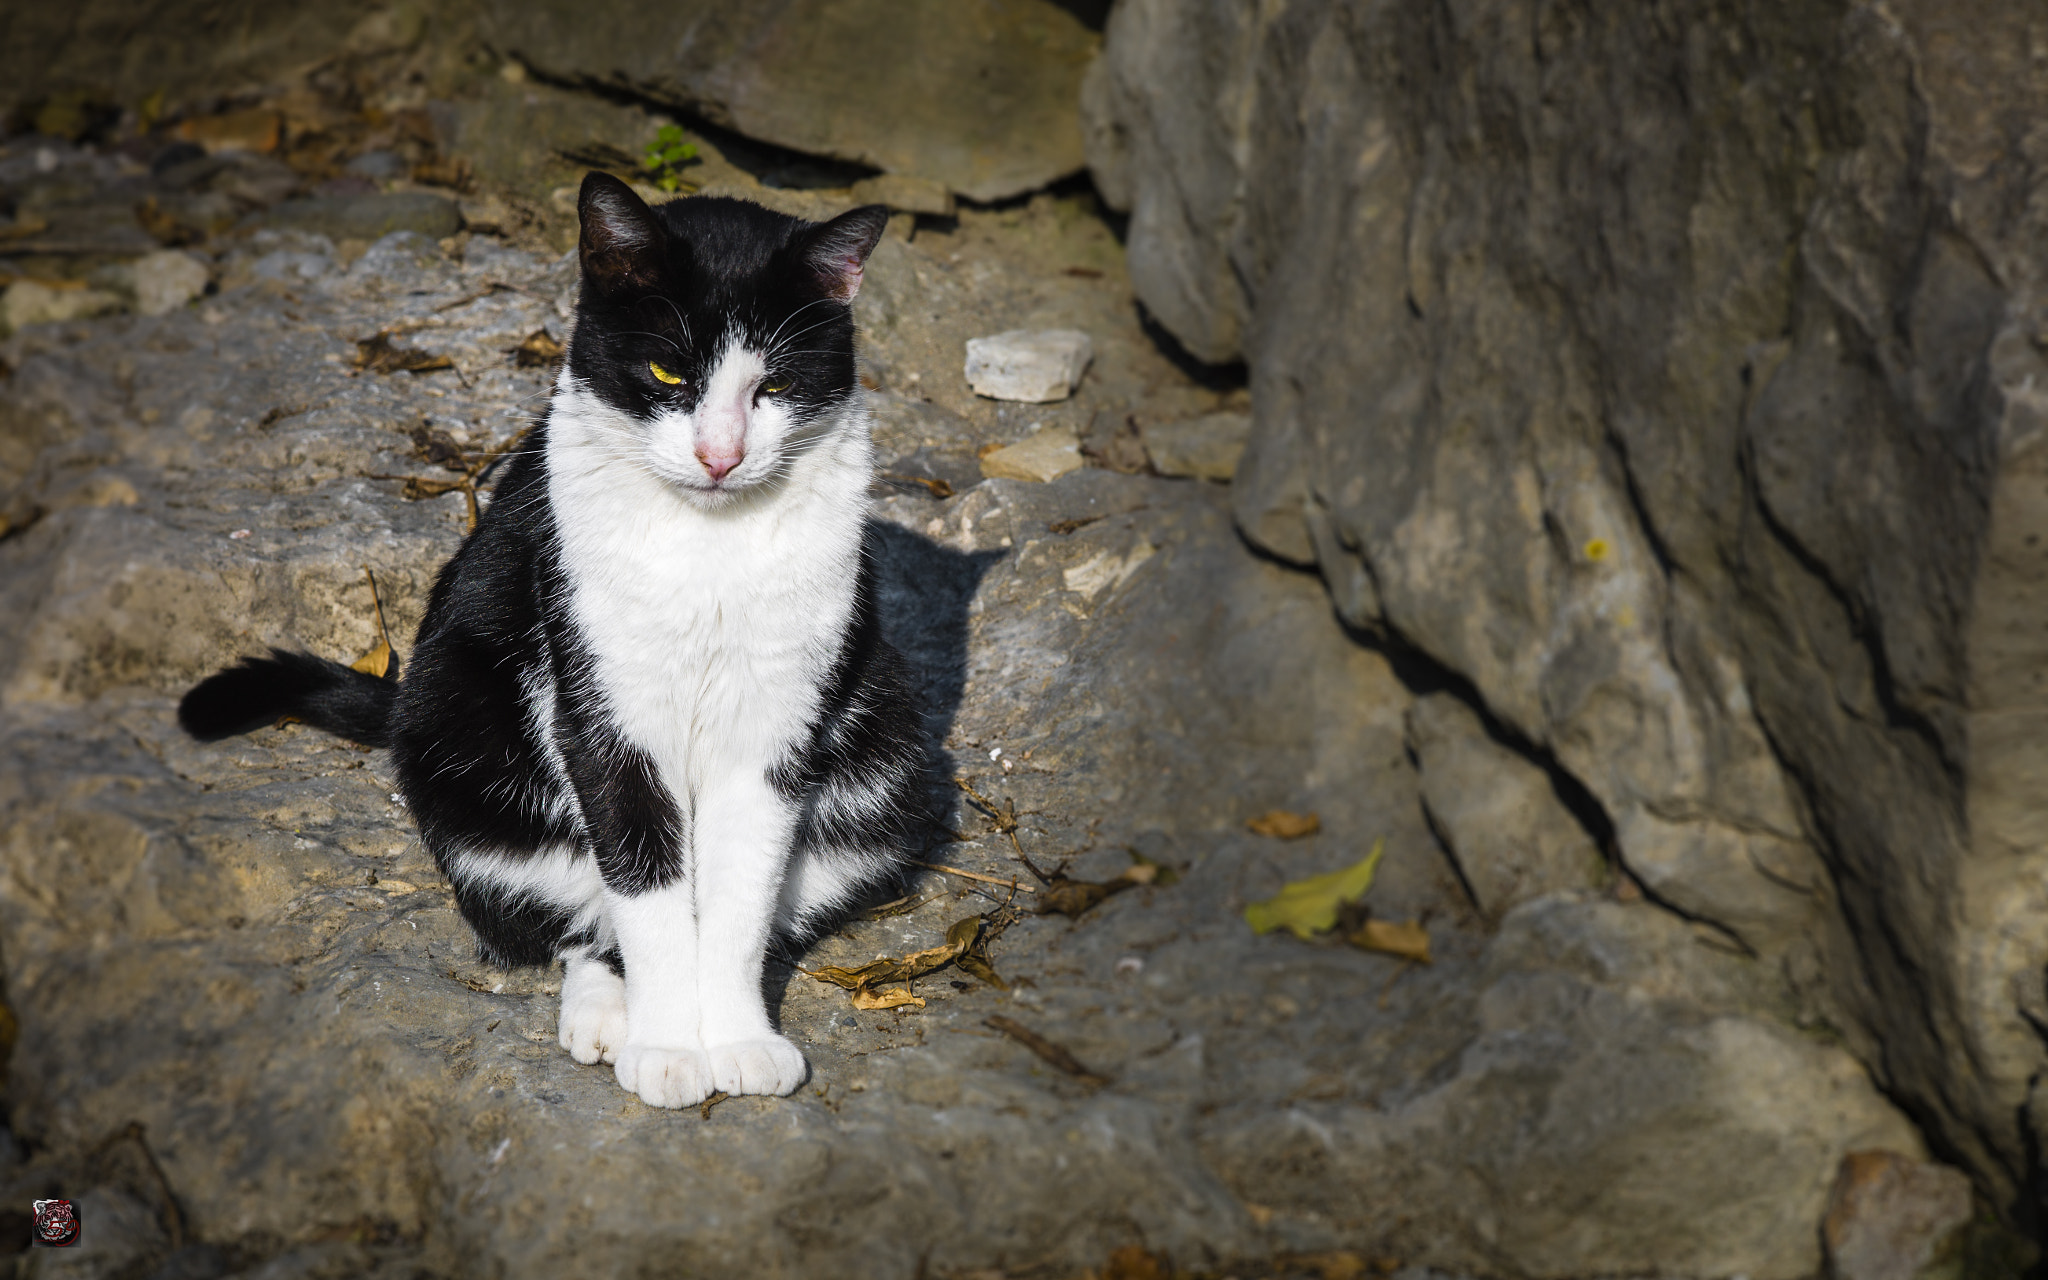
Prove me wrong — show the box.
[642,124,700,193]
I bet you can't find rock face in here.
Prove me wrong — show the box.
[1086,0,2048,1226]
[474,0,1098,201]
[1406,694,1602,922]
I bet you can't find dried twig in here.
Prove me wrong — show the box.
[984,1016,1110,1086]
[363,567,391,651]
[89,1122,185,1248]
[366,424,534,534]
[912,860,1037,895]
[953,775,1031,861]
[880,474,955,499]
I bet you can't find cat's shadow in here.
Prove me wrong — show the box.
[762,518,1004,1021]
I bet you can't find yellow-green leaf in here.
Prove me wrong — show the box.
[1244,838,1385,939]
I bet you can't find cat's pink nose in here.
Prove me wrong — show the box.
[698,449,743,481]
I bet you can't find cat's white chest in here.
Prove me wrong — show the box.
[548,447,864,786]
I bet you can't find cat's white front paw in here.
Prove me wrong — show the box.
[706,1034,807,1097]
[557,968,628,1065]
[615,1044,717,1109]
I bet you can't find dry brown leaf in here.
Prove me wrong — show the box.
[880,473,954,499]
[134,197,201,247]
[849,987,925,1011]
[410,422,470,470]
[1247,810,1321,839]
[0,213,51,241]
[1035,861,1158,919]
[396,476,470,501]
[510,328,563,368]
[1047,513,1107,535]
[954,948,1009,992]
[1102,1246,1170,1280]
[354,331,454,375]
[806,916,981,992]
[1348,917,1430,964]
[350,639,393,678]
[171,108,281,153]
[1284,1252,1371,1280]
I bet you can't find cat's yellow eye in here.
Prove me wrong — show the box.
[649,361,683,385]
[761,377,792,395]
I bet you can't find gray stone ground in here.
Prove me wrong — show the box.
[0,60,1987,1280]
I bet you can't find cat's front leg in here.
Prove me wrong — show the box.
[693,769,808,1098]
[608,881,719,1108]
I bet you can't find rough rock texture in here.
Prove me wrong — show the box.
[978,425,1085,483]
[1406,694,1602,923]
[473,0,1097,202]
[0,2,395,115]
[253,193,462,243]
[1140,411,1249,482]
[1086,0,2048,1226]
[1823,1151,1975,1280]
[0,125,1932,1276]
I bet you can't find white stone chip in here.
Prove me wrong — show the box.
[964,328,1093,402]
[130,251,211,317]
[0,280,124,337]
[979,425,1084,483]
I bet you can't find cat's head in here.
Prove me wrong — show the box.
[563,172,889,504]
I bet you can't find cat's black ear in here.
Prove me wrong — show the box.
[798,204,890,300]
[578,172,664,297]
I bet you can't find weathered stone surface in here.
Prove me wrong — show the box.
[474,0,1097,202]
[0,148,1923,1278]
[1139,411,1249,481]
[1406,694,1602,923]
[0,2,394,117]
[251,192,461,243]
[1202,894,1925,1279]
[965,328,1093,402]
[1823,1151,1975,1280]
[850,173,955,219]
[979,425,1084,483]
[1087,0,2048,1221]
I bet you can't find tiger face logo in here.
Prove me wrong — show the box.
[32,1198,80,1248]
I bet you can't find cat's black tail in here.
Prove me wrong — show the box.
[178,649,397,748]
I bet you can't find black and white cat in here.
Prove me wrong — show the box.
[179,173,927,1109]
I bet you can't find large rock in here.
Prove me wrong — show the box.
[475,0,1097,202]
[1087,0,2048,1222]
